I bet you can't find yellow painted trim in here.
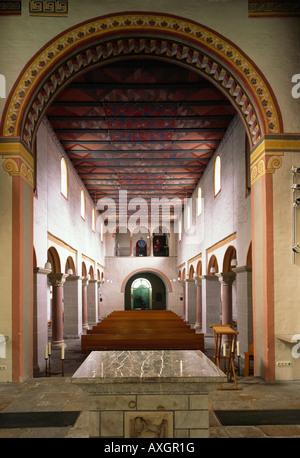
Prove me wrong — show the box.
[206,232,236,255]
[47,232,77,256]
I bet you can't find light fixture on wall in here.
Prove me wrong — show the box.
[67,268,73,275]
[230,259,237,268]
[44,260,51,270]
[210,267,216,274]
[293,198,300,207]
[292,243,300,254]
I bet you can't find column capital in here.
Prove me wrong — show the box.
[82,277,89,287]
[232,265,252,274]
[34,267,51,275]
[66,275,84,282]
[216,272,236,285]
[48,273,68,287]
[201,274,219,281]
[194,277,202,287]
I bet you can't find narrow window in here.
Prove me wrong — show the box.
[214,155,221,196]
[60,157,68,198]
[92,208,95,232]
[197,187,202,216]
[81,189,85,220]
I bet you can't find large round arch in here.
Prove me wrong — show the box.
[0,11,283,158]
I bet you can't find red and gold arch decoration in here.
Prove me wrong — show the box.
[1,12,283,163]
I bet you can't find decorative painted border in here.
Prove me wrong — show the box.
[0,12,282,151]
[0,1,21,15]
[250,135,300,185]
[29,0,68,17]
[0,138,34,187]
[248,0,300,17]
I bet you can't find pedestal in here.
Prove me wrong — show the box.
[72,349,226,438]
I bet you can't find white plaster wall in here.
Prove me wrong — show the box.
[273,153,300,380]
[177,114,252,272]
[34,119,105,272]
[100,256,183,318]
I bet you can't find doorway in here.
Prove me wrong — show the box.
[131,278,152,309]
[124,272,167,310]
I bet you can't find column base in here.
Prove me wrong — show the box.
[51,340,66,350]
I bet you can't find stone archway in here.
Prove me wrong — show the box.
[1,11,294,382]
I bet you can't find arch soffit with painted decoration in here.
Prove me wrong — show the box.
[0,11,283,159]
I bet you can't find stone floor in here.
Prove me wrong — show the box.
[0,336,300,439]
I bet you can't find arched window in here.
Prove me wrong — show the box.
[197,187,202,216]
[92,208,95,232]
[81,189,85,220]
[178,219,182,241]
[214,155,221,196]
[60,157,68,198]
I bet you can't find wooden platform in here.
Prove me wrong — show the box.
[81,310,204,354]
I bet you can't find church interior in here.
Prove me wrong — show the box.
[0,0,300,439]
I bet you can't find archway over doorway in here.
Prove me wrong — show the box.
[124,272,167,310]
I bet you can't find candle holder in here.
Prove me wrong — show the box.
[45,352,65,377]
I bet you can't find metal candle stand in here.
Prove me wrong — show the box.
[45,344,65,377]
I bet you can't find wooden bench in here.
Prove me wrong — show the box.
[81,309,204,354]
[87,326,195,334]
[81,333,204,354]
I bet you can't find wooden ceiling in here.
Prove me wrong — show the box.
[46,60,236,222]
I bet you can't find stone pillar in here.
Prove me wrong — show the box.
[179,280,186,321]
[194,277,202,330]
[216,272,236,326]
[186,279,197,326]
[33,266,51,373]
[201,275,221,335]
[48,273,67,349]
[64,275,83,339]
[150,236,154,256]
[87,279,98,326]
[233,266,253,356]
[130,235,134,257]
[82,277,89,330]
[97,281,101,322]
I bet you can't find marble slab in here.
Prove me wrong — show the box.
[72,350,226,394]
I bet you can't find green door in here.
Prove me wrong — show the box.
[131,278,152,309]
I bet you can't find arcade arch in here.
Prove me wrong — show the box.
[0,11,290,382]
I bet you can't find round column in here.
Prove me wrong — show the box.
[194,277,202,330]
[217,272,236,326]
[48,273,68,349]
